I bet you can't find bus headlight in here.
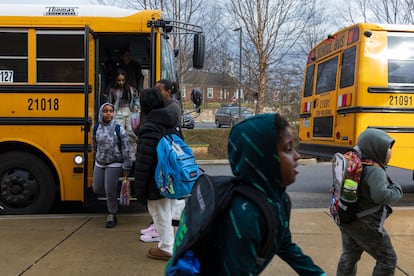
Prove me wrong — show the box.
[73,155,84,165]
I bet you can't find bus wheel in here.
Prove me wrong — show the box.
[0,152,56,214]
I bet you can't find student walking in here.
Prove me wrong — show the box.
[92,103,131,228]
[134,87,181,261]
[337,128,403,275]
[167,113,326,275]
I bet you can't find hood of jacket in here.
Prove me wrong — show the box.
[140,104,180,132]
[228,113,283,201]
[98,102,117,129]
[357,128,395,167]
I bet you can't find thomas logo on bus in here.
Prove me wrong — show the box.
[44,7,78,16]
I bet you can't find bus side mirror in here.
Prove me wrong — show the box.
[193,34,205,69]
[191,89,202,113]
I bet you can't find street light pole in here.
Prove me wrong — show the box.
[233,27,242,117]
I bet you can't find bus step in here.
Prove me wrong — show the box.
[96,196,138,201]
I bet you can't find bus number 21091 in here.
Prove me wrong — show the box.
[389,95,413,106]
[27,98,60,111]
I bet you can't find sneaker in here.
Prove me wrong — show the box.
[140,223,156,235]
[139,227,159,242]
[147,247,171,261]
[141,224,158,238]
[105,214,117,229]
[140,234,160,243]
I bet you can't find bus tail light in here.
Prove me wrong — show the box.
[302,101,311,112]
[338,93,352,107]
[336,131,341,139]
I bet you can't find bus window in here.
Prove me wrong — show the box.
[388,33,414,86]
[313,116,333,138]
[304,64,314,97]
[36,31,84,83]
[0,30,28,83]
[316,56,338,94]
[340,46,356,88]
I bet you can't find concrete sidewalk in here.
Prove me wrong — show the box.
[0,208,413,276]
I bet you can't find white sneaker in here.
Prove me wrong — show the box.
[140,234,160,243]
[140,223,156,235]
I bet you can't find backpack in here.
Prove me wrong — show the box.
[155,133,201,199]
[329,146,379,226]
[92,122,122,149]
[166,174,277,275]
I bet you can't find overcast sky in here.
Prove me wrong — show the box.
[0,0,97,4]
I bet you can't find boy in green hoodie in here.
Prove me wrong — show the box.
[167,113,326,275]
[337,128,403,275]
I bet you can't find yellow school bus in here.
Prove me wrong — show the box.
[0,4,204,214]
[299,23,414,175]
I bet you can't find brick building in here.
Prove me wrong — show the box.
[180,71,243,104]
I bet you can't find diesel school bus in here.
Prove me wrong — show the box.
[0,4,204,214]
[299,23,414,176]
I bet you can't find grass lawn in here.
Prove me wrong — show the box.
[183,128,231,160]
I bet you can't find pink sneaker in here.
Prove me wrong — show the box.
[140,234,160,243]
[140,227,160,243]
[140,223,156,235]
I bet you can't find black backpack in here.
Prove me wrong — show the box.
[166,174,277,275]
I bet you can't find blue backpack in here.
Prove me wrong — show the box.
[155,133,200,199]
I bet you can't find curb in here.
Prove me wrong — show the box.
[197,158,318,166]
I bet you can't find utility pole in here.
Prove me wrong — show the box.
[233,27,242,117]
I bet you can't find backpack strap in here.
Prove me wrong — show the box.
[115,124,122,149]
[233,184,277,266]
[355,160,384,219]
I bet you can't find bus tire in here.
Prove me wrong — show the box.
[0,151,56,215]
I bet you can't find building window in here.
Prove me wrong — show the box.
[207,87,213,98]
[220,88,224,99]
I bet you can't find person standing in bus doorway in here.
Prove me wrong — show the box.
[93,103,131,228]
[155,79,185,229]
[107,69,139,161]
[336,128,403,275]
[134,87,181,261]
[119,48,144,93]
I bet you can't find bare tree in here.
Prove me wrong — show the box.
[227,0,316,114]
[335,0,414,25]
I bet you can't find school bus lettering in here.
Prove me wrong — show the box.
[27,98,60,111]
[315,34,345,60]
[316,110,332,116]
[389,95,412,106]
[320,99,330,108]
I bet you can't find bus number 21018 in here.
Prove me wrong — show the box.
[27,98,59,111]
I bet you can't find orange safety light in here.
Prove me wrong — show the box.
[347,28,359,45]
